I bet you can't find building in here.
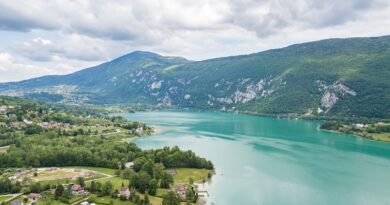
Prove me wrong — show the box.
[28,193,42,202]
[23,119,33,125]
[80,202,96,205]
[193,183,209,197]
[125,161,134,169]
[175,184,188,200]
[71,184,85,195]
[354,123,367,128]
[118,187,131,199]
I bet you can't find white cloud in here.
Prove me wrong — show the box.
[0,0,389,82]
[0,51,103,82]
[0,52,55,82]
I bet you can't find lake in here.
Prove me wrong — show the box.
[122,111,390,205]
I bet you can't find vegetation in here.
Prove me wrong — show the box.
[0,96,214,205]
[1,36,389,119]
[320,121,390,142]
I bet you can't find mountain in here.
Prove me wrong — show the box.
[1,36,389,118]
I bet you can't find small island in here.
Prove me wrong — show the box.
[0,96,214,205]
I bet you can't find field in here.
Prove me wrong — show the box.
[90,195,135,205]
[64,166,117,176]
[173,168,211,184]
[6,167,207,205]
[0,195,12,202]
[89,176,127,190]
[14,168,107,186]
[371,133,390,142]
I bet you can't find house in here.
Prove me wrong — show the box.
[193,183,209,197]
[115,128,121,133]
[71,184,85,195]
[354,123,367,128]
[136,126,144,133]
[175,184,188,200]
[118,187,131,199]
[0,105,6,112]
[80,202,96,205]
[125,162,134,169]
[28,193,42,202]
[10,200,23,205]
[23,119,33,125]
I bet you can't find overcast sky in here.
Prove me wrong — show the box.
[0,0,389,82]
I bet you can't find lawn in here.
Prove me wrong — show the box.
[65,166,117,176]
[32,168,107,186]
[0,195,12,202]
[136,193,163,205]
[173,168,211,184]
[89,195,135,205]
[89,176,128,190]
[36,195,85,205]
[37,198,68,205]
[371,133,390,142]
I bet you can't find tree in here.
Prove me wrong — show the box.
[160,172,173,188]
[101,181,113,196]
[122,168,135,179]
[76,177,85,187]
[147,179,158,195]
[188,177,194,185]
[0,178,12,193]
[90,181,97,193]
[143,192,150,205]
[162,191,180,205]
[29,182,41,193]
[186,188,195,203]
[54,184,65,199]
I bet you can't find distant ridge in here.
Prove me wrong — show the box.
[1,35,389,118]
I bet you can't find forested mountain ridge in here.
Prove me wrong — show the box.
[1,36,389,118]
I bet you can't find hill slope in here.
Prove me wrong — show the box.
[1,36,389,118]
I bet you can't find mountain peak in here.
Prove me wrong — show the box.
[129,50,161,57]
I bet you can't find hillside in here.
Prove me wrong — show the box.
[1,36,389,118]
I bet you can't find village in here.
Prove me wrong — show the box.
[0,97,214,205]
[0,166,212,205]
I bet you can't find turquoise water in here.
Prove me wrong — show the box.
[122,111,390,205]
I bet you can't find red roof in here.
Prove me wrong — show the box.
[72,184,83,191]
[28,193,42,198]
[175,184,187,192]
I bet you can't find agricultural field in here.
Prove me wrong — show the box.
[173,168,211,184]
[0,195,12,202]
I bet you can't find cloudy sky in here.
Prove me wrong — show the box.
[0,0,389,82]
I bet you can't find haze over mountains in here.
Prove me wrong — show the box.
[1,36,389,118]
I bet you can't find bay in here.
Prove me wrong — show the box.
[122,111,390,205]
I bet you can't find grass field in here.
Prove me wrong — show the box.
[371,133,390,142]
[90,176,128,190]
[90,195,135,205]
[36,195,86,205]
[0,195,12,202]
[65,166,117,176]
[173,168,211,184]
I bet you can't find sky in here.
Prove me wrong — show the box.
[0,0,390,82]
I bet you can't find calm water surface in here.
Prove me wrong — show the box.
[122,111,390,205]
